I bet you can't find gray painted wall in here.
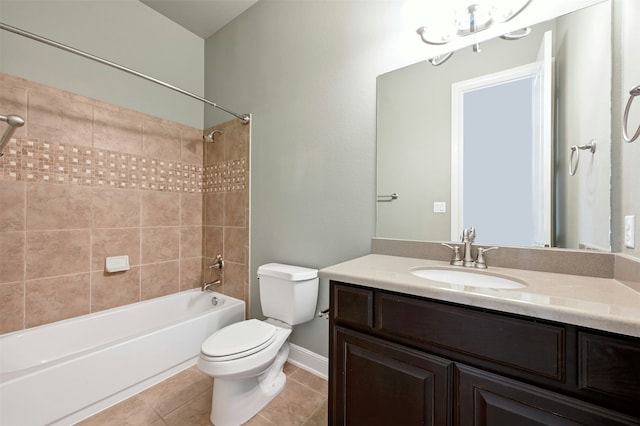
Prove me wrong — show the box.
[555,3,611,251]
[0,0,204,129]
[618,0,640,256]
[204,1,430,357]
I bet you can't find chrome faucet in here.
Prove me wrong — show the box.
[202,279,221,292]
[462,227,476,267]
[202,254,224,291]
[474,247,499,269]
[442,228,499,269]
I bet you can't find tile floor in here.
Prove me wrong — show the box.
[76,363,327,426]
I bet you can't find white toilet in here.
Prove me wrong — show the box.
[197,263,319,426]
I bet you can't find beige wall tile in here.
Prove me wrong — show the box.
[203,130,224,166]
[94,106,143,155]
[0,282,25,333]
[141,227,180,264]
[62,95,94,147]
[25,273,90,327]
[27,86,63,139]
[224,227,247,264]
[180,226,202,259]
[0,181,25,231]
[224,122,249,162]
[221,261,246,301]
[224,192,246,227]
[180,192,203,226]
[0,79,27,140]
[181,126,203,165]
[141,191,179,226]
[92,187,140,229]
[0,231,25,284]
[91,268,141,312]
[143,118,181,161]
[0,74,257,330]
[25,230,90,280]
[26,183,91,230]
[180,257,202,291]
[204,193,224,226]
[203,226,223,259]
[92,228,141,271]
[141,261,179,300]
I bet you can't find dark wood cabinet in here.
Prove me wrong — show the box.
[329,281,640,426]
[456,364,637,426]
[334,327,452,426]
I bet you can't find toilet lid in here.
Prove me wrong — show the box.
[201,319,277,359]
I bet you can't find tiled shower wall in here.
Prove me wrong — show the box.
[202,120,249,303]
[0,73,250,333]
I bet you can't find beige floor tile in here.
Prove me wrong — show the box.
[140,366,212,417]
[303,400,328,426]
[259,378,327,426]
[283,362,299,376]
[163,387,212,426]
[244,413,276,425]
[75,395,162,426]
[80,363,329,426]
[289,368,328,396]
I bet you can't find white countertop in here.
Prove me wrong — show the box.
[319,254,640,338]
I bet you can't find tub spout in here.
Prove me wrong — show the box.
[202,279,221,292]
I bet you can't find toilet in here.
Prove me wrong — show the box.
[197,263,319,426]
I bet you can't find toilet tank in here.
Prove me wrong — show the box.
[257,263,319,325]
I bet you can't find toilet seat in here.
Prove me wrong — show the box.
[201,319,277,362]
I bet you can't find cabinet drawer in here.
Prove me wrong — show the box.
[376,293,565,381]
[331,282,373,328]
[579,332,640,417]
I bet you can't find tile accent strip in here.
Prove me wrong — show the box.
[1,137,247,193]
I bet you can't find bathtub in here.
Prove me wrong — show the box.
[0,289,245,425]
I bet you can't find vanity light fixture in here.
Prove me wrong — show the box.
[417,0,533,53]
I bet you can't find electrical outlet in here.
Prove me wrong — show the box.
[625,215,635,249]
[433,202,446,213]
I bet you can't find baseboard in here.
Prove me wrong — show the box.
[287,343,328,380]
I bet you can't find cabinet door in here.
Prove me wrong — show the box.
[333,327,452,426]
[455,364,640,426]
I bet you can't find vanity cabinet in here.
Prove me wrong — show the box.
[329,281,640,425]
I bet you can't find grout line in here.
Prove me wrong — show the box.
[288,375,328,398]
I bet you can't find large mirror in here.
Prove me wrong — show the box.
[377,1,612,250]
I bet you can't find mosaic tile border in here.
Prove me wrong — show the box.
[202,159,247,193]
[0,138,247,193]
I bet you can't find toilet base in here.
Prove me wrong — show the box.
[209,343,290,426]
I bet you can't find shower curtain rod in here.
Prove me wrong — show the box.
[0,22,250,124]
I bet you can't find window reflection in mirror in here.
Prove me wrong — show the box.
[376,2,611,251]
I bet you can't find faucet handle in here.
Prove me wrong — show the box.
[475,246,498,269]
[209,254,224,270]
[441,243,463,266]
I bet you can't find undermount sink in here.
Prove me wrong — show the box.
[410,268,526,289]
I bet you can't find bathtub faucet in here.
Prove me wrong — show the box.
[202,279,222,292]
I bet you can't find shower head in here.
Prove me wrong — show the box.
[203,129,223,143]
[0,113,25,157]
[4,114,25,127]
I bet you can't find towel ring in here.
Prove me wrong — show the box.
[569,141,596,176]
[623,85,640,143]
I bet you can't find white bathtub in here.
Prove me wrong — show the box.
[0,289,245,425]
